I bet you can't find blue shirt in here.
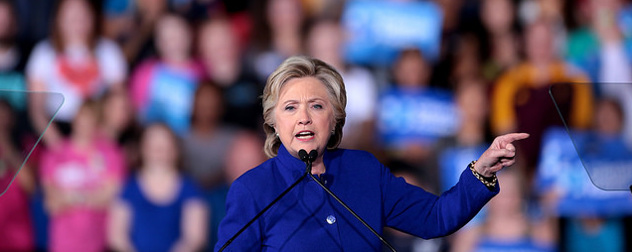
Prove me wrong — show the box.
[120,175,203,252]
[215,145,498,251]
[143,64,198,136]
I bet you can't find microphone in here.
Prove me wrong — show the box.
[299,149,318,174]
[218,149,313,251]
[303,150,397,252]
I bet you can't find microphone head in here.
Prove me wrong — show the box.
[298,149,309,162]
[308,150,318,162]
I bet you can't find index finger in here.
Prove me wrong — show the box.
[499,133,530,143]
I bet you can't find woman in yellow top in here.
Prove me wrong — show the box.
[491,19,594,178]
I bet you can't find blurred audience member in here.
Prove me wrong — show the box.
[26,0,127,148]
[518,0,567,57]
[377,48,458,168]
[433,77,490,194]
[451,168,556,252]
[305,19,378,151]
[536,97,631,252]
[197,17,263,130]
[102,0,168,66]
[248,0,306,82]
[480,0,521,82]
[206,130,265,250]
[562,97,630,252]
[451,34,484,87]
[490,19,593,179]
[130,13,204,136]
[566,0,630,82]
[100,89,141,169]
[0,0,28,78]
[0,0,32,137]
[0,99,35,252]
[108,123,207,252]
[182,82,236,189]
[565,0,632,147]
[40,100,126,252]
[223,131,265,185]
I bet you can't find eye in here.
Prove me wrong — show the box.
[312,104,323,109]
[284,105,295,111]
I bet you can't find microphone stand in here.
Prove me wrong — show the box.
[303,151,397,252]
[218,152,313,252]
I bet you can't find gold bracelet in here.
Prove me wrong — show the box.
[469,160,497,188]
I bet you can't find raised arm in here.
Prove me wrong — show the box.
[383,133,529,238]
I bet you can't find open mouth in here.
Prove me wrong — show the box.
[295,130,315,140]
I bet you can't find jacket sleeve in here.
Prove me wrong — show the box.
[382,164,499,239]
[214,179,263,252]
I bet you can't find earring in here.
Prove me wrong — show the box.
[275,132,279,137]
[331,129,335,135]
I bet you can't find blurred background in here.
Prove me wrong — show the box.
[0,0,631,251]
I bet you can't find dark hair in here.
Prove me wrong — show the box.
[50,0,101,52]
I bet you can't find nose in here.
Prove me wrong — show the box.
[298,107,312,125]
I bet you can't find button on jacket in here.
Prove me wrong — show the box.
[215,145,499,251]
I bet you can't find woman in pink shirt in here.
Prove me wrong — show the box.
[40,100,125,252]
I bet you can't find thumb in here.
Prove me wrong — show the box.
[506,143,516,152]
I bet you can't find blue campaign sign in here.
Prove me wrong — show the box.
[535,127,632,217]
[341,0,443,66]
[376,87,459,149]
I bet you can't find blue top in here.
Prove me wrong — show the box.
[142,63,198,136]
[120,175,203,252]
[215,145,499,251]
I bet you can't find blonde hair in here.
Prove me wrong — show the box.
[262,55,347,158]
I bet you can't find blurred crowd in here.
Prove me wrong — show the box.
[0,0,631,251]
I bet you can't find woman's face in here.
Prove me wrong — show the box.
[199,20,238,66]
[394,52,429,87]
[156,15,191,62]
[307,22,343,69]
[140,125,178,167]
[525,22,554,65]
[58,0,94,44]
[273,77,335,158]
[482,0,513,34]
[267,0,303,32]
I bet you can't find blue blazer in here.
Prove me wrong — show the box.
[215,145,498,251]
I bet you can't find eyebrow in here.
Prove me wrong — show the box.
[281,98,328,105]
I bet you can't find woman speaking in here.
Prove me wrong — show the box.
[215,56,528,251]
